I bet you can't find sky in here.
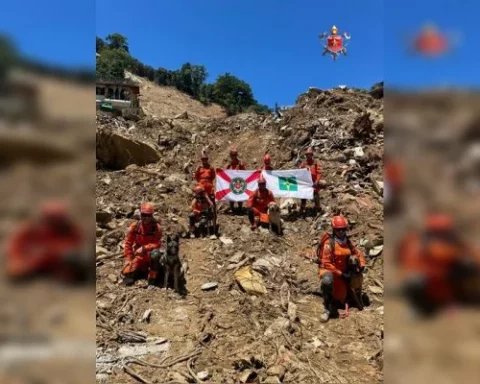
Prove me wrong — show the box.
[1,1,479,106]
[385,0,480,89]
[0,0,95,68]
[96,0,383,106]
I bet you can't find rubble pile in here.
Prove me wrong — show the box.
[96,84,384,383]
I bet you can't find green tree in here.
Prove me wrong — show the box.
[212,73,256,115]
[96,36,106,53]
[96,49,132,80]
[105,33,129,52]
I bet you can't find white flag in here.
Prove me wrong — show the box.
[215,169,261,202]
[261,169,314,199]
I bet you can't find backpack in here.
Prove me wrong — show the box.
[316,231,355,267]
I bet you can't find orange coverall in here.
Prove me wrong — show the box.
[194,165,216,196]
[300,159,322,192]
[247,189,275,216]
[122,220,162,280]
[6,221,83,280]
[318,237,366,303]
[226,160,246,170]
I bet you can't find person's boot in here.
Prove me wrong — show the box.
[320,300,332,322]
[122,273,135,286]
[229,202,235,214]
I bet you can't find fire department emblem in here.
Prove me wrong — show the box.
[319,25,351,61]
[230,177,247,195]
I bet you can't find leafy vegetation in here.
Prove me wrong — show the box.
[96,33,270,115]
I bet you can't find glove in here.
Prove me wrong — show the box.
[341,272,351,281]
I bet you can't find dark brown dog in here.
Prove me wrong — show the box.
[347,255,364,310]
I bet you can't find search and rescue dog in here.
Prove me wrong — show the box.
[160,234,182,294]
[267,202,284,236]
[347,254,364,310]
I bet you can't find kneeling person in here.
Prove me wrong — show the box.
[189,186,214,237]
[247,176,275,230]
[122,203,163,286]
[317,215,366,322]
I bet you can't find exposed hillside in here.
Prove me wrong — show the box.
[126,71,226,120]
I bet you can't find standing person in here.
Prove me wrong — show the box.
[259,154,273,171]
[299,147,322,213]
[194,151,216,204]
[226,147,247,214]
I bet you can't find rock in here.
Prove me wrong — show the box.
[354,147,365,159]
[96,246,109,257]
[348,159,357,166]
[141,309,153,323]
[107,274,117,284]
[369,245,384,257]
[239,370,257,383]
[280,198,296,209]
[267,365,286,381]
[197,371,210,381]
[96,227,105,237]
[252,258,274,276]
[228,251,245,264]
[368,286,383,295]
[105,221,117,230]
[96,210,113,226]
[96,130,160,170]
[264,317,290,337]
[118,340,170,358]
[201,282,218,291]
[219,237,234,246]
[287,302,298,322]
[165,173,187,184]
[174,111,189,120]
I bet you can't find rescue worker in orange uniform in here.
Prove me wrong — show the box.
[226,147,247,214]
[194,151,216,204]
[122,203,163,286]
[398,213,480,316]
[189,186,214,238]
[300,147,322,213]
[259,154,273,171]
[5,201,89,283]
[317,216,366,322]
[385,156,404,215]
[246,175,275,230]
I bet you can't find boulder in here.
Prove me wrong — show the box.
[96,130,160,170]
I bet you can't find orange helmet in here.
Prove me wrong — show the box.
[425,214,453,231]
[258,175,266,185]
[264,154,271,163]
[230,147,238,156]
[306,147,314,155]
[193,186,204,195]
[140,202,155,215]
[40,201,68,218]
[331,215,348,229]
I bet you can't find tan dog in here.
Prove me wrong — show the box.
[347,255,364,310]
[267,202,283,236]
